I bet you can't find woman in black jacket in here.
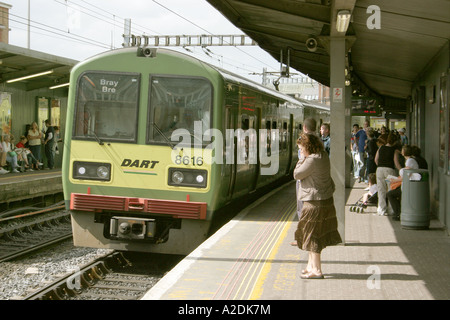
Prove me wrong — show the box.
[365,128,378,181]
[375,133,402,216]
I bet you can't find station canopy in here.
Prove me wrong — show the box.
[0,43,77,91]
[206,0,450,113]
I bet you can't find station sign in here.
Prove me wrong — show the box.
[351,96,381,116]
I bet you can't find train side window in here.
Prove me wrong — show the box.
[282,121,288,150]
[248,116,257,163]
[271,121,278,153]
[238,114,250,162]
[265,120,271,156]
[242,117,249,131]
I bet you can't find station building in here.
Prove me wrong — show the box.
[0,2,75,168]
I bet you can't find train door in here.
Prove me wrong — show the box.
[233,111,258,197]
[224,106,237,202]
[248,110,260,192]
[251,108,261,191]
[285,114,294,175]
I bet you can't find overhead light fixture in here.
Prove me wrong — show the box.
[49,82,70,90]
[6,70,54,83]
[336,10,351,33]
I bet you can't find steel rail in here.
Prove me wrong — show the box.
[23,251,129,300]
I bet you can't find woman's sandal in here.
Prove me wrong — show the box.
[300,272,324,279]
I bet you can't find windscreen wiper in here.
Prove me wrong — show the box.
[88,129,105,145]
[152,122,175,149]
[83,119,105,145]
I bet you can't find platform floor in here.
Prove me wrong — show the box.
[142,180,450,300]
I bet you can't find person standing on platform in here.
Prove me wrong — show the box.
[320,123,330,156]
[293,133,342,279]
[303,118,317,136]
[43,119,55,170]
[355,121,369,182]
[365,128,378,181]
[27,121,42,170]
[350,124,359,178]
[398,128,408,146]
[374,133,402,216]
[291,118,317,247]
[378,126,389,145]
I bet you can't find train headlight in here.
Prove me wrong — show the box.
[73,161,111,181]
[168,168,207,188]
[97,166,110,179]
[195,175,204,183]
[171,171,184,184]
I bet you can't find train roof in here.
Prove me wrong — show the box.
[205,60,329,111]
[77,47,330,112]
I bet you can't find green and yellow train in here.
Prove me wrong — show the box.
[62,47,329,255]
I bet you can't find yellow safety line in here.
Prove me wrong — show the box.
[232,201,297,300]
[242,203,295,299]
[240,201,296,299]
[212,201,294,300]
[248,202,297,300]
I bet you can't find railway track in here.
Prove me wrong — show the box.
[23,251,182,300]
[0,205,183,300]
[0,206,72,262]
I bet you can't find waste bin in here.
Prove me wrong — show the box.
[401,169,430,230]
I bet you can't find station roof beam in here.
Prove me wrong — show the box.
[206,0,450,114]
[0,43,76,91]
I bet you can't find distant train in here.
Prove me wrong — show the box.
[62,47,330,255]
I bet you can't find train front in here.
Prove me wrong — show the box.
[62,48,219,255]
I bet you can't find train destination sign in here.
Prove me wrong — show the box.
[352,97,381,116]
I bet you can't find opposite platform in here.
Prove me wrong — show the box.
[143,180,450,300]
[0,169,63,205]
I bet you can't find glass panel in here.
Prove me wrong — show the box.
[38,97,49,133]
[149,76,212,145]
[74,72,140,142]
[51,99,61,128]
[0,92,12,137]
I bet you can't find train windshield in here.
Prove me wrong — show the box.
[73,72,140,143]
[148,76,212,146]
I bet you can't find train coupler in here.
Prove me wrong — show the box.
[109,216,156,240]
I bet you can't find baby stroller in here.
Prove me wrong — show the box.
[350,192,378,213]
